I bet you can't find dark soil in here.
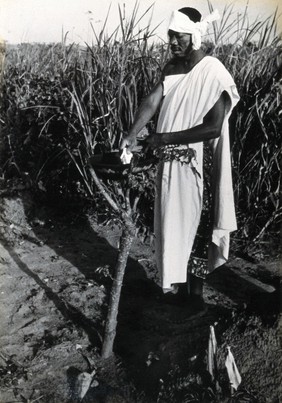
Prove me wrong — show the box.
[0,192,281,403]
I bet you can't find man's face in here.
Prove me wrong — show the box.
[168,30,193,58]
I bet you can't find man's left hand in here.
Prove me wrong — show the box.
[145,133,164,148]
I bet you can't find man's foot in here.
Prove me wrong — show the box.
[160,283,190,305]
[160,277,207,322]
[161,290,189,305]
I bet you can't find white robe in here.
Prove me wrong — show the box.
[154,56,240,291]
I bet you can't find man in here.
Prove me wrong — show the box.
[120,7,239,309]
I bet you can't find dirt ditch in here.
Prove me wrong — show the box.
[0,192,281,402]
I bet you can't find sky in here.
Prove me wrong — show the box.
[0,0,281,45]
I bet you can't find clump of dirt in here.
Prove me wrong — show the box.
[0,192,281,402]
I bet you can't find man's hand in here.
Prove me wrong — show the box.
[119,134,137,152]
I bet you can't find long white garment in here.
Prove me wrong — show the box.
[155,56,240,291]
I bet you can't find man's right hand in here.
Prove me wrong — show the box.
[119,134,137,152]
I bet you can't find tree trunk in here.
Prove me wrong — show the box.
[101,222,135,359]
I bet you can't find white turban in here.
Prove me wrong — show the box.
[168,9,220,50]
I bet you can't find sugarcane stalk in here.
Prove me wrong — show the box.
[101,221,135,358]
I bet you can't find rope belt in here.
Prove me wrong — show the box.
[155,145,196,164]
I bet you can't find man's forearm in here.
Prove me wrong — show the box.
[128,101,157,138]
[127,82,163,139]
[160,123,220,145]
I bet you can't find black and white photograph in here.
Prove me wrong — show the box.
[0,0,281,401]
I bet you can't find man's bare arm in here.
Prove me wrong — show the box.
[146,91,229,147]
[120,82,163,150]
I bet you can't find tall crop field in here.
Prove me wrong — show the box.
[0,2,281,251]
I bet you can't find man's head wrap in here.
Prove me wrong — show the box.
[168,8,220,50]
